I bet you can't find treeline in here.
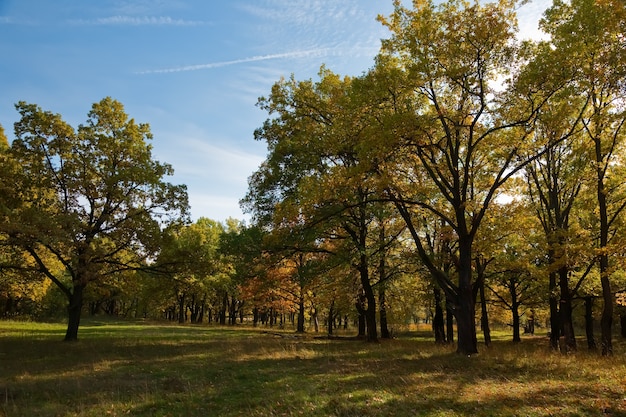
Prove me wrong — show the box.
[241,0,626,356]
[1,0,626,356]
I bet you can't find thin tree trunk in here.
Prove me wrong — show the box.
[584,296,597,350]
[548,270,560,350]
[379,287,390,339]
[445,293,455,345]
[296,294,305,333]
[596,134,613,356]
[177,293,186,324]
[358,254,378,342]
[327,301,334,335]
[219,292,227,325]
[479,277,491,346]
[559,266,576,352]
[433,287,446,344]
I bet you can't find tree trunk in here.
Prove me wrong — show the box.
[596,135,613,356]
[479,271,491,347]
[64,284,85,341]
[327,301,335,335]
[558,266,576,352]
[312,307,319,333]
[449,232,477,354]
[600,269,613,355]
[358,254,378,342]
[177,293,186,324]
[229,298,237,325]
[379,287,390,339]
[357,312,366,338]
[219,292,227,325]
[548,270,560,350]
[455,288,477,354]
[455,244,478,354]
[433,287,446,344]
[445,293,455,344]
[296,294,305,333]
[584,296,597,350]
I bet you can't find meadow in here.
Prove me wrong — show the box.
[1,320,625,417]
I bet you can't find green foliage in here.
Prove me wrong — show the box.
[0,98,189,338]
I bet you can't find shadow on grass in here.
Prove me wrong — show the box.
[1,323,625,417]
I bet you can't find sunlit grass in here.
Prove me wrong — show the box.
[1,319,625,416]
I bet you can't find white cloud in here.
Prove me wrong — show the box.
[136,49,330,74]
[516,0,551,41]
[70,15,205,26]
[188,193,247,222]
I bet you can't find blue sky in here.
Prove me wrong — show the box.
[0,0,550,223]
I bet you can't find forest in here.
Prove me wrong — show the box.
[1,0,626,361]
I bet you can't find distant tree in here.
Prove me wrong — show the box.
[0,98,189,340]
[0,123,7,149]
[157,218,232,324]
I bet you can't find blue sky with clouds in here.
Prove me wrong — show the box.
[0,0,550,223]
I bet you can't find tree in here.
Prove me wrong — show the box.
[373,0,557,354]
[157,218,230,324]
[524,89,591,352]
[244,69,392,341]
[541,0,626,355]
[0,124,7,149]
[0,98,189,340]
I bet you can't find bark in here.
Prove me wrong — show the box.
[379,287,390,339]
[252,307,259,327]
[558,266,576,352]
[478,268,491,347]
[327,301,335,335]
[584,296,597,350]
[596,132,613,356]
[358,253,378,342]
[620,312,626,339]
[600,269,613,355]
[296,294,305,333]
[219,292,227,325]
[229,298,237,325]
[378,227,391,339]
[64,284,85,341]
[445,293,455,344]
[312,307,319,333]
[357,311,366,338]
[363,283,378,342]
[177,293,186,324]
[455,286,477,354]
[548,270,560,350]
[433,287,446,344]
[455,241,478,354]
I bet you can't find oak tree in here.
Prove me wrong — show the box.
[0,98,189,340]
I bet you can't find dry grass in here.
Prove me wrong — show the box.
[1,320,625,416]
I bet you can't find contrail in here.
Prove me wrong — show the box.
[136,49,329,74]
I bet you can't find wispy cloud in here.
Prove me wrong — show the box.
[136,49,330,74]
[70,15,205,26]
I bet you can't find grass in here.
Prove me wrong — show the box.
[1,320,625,416]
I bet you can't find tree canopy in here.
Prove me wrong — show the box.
[0,97,189,340]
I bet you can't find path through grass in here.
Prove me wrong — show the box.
[1,320,625,416]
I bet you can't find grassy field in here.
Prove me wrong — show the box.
[1,320,625,417]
